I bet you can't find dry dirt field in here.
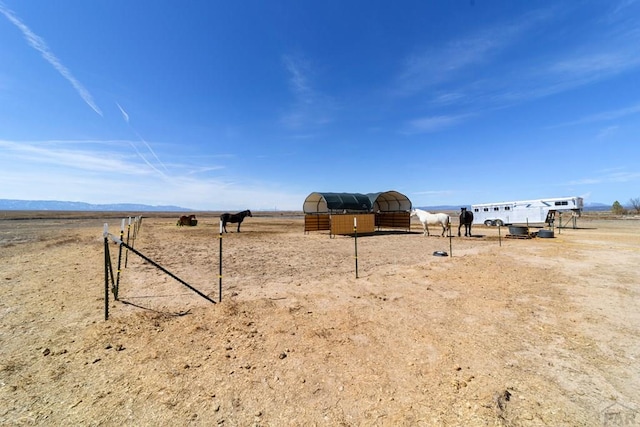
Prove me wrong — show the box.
[1,211,639,426]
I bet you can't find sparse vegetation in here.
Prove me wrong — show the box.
[612,200,627,215]
[629,197,640,214]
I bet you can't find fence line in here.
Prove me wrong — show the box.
[103,217,216,320]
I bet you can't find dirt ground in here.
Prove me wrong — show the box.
[1,211,638,426]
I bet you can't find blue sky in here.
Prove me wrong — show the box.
[1,1,639,211]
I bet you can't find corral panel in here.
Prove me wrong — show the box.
[331,214,375,235]
[375,211,410,230]
[304,214,331,232]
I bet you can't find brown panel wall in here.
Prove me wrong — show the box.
[304,214,331,232]
[330,214,375,235]
[375,212,410,230]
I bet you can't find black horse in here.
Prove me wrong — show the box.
[220,210,252,233]
[458,207,473,237]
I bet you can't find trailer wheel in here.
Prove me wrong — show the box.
[495,219,504,226]
[484,220,493,226]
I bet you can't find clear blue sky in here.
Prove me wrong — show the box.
[1,1,639,210]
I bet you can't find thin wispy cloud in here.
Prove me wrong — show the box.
[548,103,640,128]
[452,47,638,110]
[397,37,496,95]
[611,0,640,16]
[492,8,640,104]
[116,102,130,123]
[133,129,169,173]
[0,3,103,116]
[396,9,552,96]
[402,113,472,134]
[131,130,169,175]
[0,139,151,175]
[606,171,640,182]
[548,52,633,79]
[125,138,168,178]
[21,138,214,179]
[567,178,601,185]
[283,55,314,104]
[183,166,225,176]
[596,125,620,139]
[532,40,640,97]
[114,101,170,175]
[280,54,334,130]
[566,170,640,185]
[396,4,640,117]
[391,8,556,133]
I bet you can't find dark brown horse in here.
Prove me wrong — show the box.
[220,210,252,232]
[458,207,473,237]
[177,214,197,226]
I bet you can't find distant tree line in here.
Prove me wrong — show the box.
[612,197,640,215]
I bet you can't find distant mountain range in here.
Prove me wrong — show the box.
[582,202,611,211]
[0,199,613,212]
[0,199,192,212]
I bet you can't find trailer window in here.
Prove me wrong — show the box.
[493,207,500,211]
[483,208,489,212]
[555,201,568,206]
[474,208,479,212]
[505,206,511,211]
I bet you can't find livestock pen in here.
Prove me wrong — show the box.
[303,190,412,236]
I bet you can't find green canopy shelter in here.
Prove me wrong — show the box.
[303,192,372,214]
[303,191,412,234]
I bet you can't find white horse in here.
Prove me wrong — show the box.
[410,209,450,237]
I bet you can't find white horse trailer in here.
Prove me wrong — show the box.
[472,196,584,227]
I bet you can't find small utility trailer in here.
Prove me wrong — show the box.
[472,196,584,228]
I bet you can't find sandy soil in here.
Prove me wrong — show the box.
[1,211,639,426]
